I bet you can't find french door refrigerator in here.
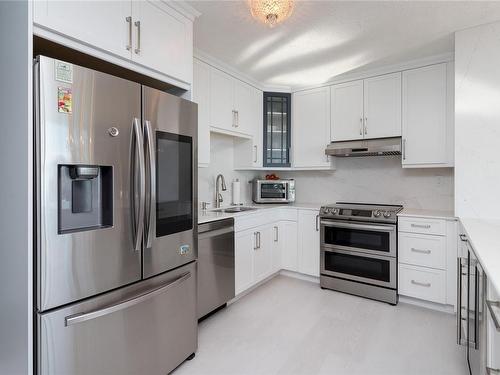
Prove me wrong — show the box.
[34,56,198,375]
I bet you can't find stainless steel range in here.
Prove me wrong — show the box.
[319,202,403,305]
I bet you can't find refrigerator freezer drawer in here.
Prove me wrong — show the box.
[38,262,197,375]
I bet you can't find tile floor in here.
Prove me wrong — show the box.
[174,275,468,375]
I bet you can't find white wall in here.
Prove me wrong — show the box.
[198,133,257,207]
[455,21,500,219]
[201,140,454,210]
[279,157,454,210]
[0,2,33,374]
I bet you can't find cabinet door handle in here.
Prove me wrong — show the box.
[134,20,141,54]
[235,110,239,127]
[254,145,258,163]
[411,280,431,287]
[411,223,431,229]
[316,215,320,231]
[126,16,132,51]
[231,110,236,127]
[364,117,367,135]
[359,118,363,135]
[258,231,261,249]
[253,232,258,250]
[411,248,431,254]
[274,226,279,242]
[403,139,406,160]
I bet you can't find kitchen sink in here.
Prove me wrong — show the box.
[211,207,258,213]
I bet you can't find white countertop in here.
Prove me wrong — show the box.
[198,203,320,224]
[460,218,500,294]
[398,208,457,221]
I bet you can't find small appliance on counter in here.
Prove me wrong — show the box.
[252,178,295,204]
[319,202,403,305]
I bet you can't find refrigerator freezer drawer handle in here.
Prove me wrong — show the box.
[65,272,191,327]
[144,120,156,249]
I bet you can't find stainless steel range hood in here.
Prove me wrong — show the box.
[325,137,401,157]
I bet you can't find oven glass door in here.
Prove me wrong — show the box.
[321,220,396,257]
[260,183,287,200]
[156,131,193,237]
[321,248,396,288]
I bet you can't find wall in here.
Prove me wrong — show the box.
[280,157,454,210]
[201,138,454,210]
[198,133,257,207]
[0,2,33,374]
[455,21,500,219]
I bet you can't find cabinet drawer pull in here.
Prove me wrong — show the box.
[411,280,431,287]
[411,224,431,229]
[126,16,132,51]
[410,248,431,254]
[134,20,141,54]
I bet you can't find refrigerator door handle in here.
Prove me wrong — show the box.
[65,272,191,326]
[144,120,156,249]
[132,118,146,252]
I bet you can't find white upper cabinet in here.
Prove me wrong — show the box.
[363,73,402,139]
[331,73,401,141]
[131,1,193,84]
[250,88,264,167]
[402,63,453,167]
[293,87,332,168]
[330,80,364,141]
[193,59,210,167]
[33,0,195,87]
[209,68,235,132]
[234,80,256,135]
[34,1,132,59]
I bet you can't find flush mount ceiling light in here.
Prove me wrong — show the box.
[249,0,294,28]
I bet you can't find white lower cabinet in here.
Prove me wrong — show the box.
[280,221,299,272]
[252,225,273,283]
[235,228,255,295]
[398,215,458,306]
[297,210,320,277]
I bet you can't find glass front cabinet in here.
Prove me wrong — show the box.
[263,92,291,167]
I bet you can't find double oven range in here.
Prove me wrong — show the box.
[319,202,403,305]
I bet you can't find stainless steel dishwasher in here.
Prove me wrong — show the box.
[197,218,235,319]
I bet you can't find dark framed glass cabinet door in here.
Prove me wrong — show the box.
[263,92,291,167]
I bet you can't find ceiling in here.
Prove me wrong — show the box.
[189,1,500,89]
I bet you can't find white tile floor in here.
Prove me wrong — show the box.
[174,275,469,375]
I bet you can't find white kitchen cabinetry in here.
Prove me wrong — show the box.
[193,59,210,167]
[280,221,299,272]
[292,88,332,168]
[398,215,457,306]
[297,210,321,277]
[252,226,273,283]
[402,63,454,168]
[210,68,236,132]
[363,73,402,139]
[330,73,401,142]
[130,1,193,84]
[235,228,255,295]
[330,80,364,141]
[34,0,195,87]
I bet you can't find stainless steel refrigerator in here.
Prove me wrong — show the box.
[34,56,198,374]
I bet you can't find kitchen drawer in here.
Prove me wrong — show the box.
[398,217,446,236]
[399,232,446,269]
[399,264,446,304]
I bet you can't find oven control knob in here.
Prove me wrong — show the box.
[383,211,391,218]
[373,210,381,217]
[331,208,339,215]
[323,207,330,214]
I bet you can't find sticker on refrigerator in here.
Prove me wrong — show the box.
[58,87,72,114]
[55,60,73,83]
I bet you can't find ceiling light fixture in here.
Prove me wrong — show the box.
[249,0,294,28]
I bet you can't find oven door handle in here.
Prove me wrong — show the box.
[320,220,395,232]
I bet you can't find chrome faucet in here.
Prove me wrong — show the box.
[215,174,227,208]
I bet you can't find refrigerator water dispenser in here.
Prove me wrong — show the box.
[58,165,113,233]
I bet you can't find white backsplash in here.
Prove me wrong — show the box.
[199,134,454,211]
